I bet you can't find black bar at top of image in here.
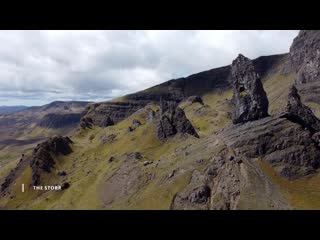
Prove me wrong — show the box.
[0,2,319,30]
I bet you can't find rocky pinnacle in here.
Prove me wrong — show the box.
[156,99,199,140]
[231,54,269,124]
[284,85,320,133]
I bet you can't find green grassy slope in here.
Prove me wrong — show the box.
[3,60,320,210]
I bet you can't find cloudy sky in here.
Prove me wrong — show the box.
[0,30,299,106]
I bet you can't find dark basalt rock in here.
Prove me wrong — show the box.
[100,134,117,145]
[99,116,114,127]
[185,95,204,105]
[80,116,93,129]
[285,30,320,84]
[61,182,70,190]
[126,152,143,161]
[108,156,115,163]
[156,100,199,141]
[128,119,142,132]
[189,185,211,204]
[231,54,269,124]
[281,85,320,133]
[222,116,320,180]
[38,113,81,129]
[279,166,299,180]
[58,171,67,176]
[30,136,73,185]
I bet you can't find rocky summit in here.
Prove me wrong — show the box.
[4,31,320,210]
[231,54,269,124]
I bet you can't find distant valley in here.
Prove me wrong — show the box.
[0,106,28,113]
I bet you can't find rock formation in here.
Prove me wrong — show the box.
[128,119,142,132]
[222,115,320,180]
[286,30,320,84]
[231,54,269,124]
[156,99,199,140]
[30,136,73,185]
[283,31,320,105]
[184,95,204,106]
[282,85,320,133]
[99,116,114,127]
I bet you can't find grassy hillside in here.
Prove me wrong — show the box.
[2,54,320,210]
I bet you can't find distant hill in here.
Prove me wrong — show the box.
[0,106,28,113]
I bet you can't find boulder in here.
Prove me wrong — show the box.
[58,171,67,176]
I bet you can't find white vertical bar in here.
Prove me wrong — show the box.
[22,184,24,193]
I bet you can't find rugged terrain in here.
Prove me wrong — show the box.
[1,30,320,210]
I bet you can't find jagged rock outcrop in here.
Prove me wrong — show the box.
[231,54,269,124]
[38,113,81,128]
[183,95,204,106]
[286,30,320,84]
[1,136,73,194]
[171,150,242,210]
[156,100,199,140]
[30,136,73,185]
[100,134,117,145]
[128,119,142,132]
[281,85,320,133]
[80,116,93,129]
[222,115,320,180]
[99,116,114,127]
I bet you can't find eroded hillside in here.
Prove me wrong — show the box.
[1,30,320,210]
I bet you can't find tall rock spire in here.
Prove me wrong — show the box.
[231,54,269,124]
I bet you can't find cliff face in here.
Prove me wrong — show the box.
[80,101,146,128]
[38,113,82,129]
[287,30,320,84]
[284,30,320,106]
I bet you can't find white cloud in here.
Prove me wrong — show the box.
[0,30,299,106]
